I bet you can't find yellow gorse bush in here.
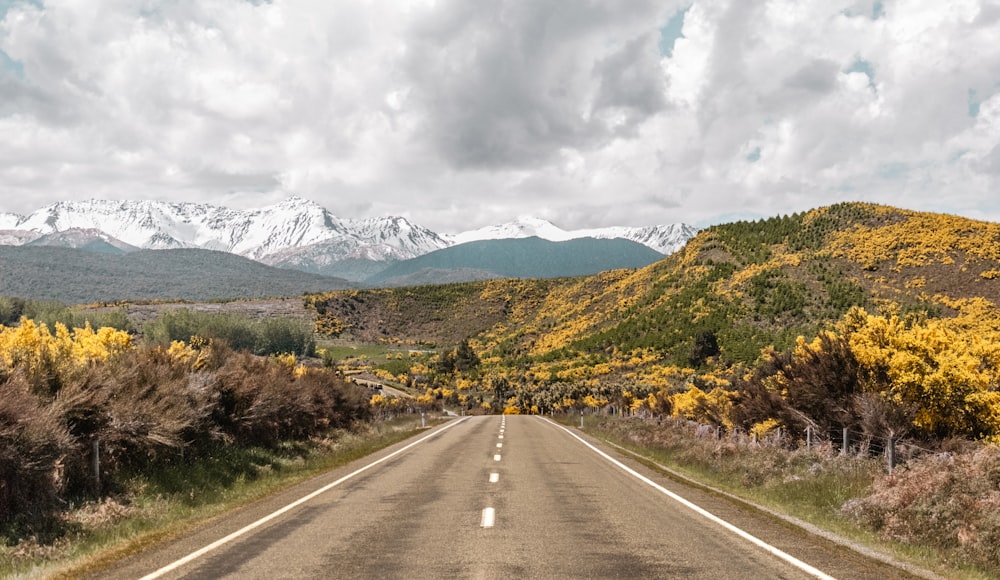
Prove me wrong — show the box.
[840,307,1000,438]
[829,206,1000,270]
[671,385,734,429]
[0,318,133,389]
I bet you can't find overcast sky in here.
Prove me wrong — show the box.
[1,0,999,232]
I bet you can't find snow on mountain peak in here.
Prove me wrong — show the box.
[450,217,697,254]
[450,217,572,245]
[0,198,697,270]
[0,198,454,263]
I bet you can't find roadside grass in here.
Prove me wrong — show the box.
[564,414,992,580]
[1,416,434,579]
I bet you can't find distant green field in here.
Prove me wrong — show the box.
[316,341,433,364]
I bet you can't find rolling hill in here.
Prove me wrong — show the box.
[0,246,353,304]
[364,236,666,286]
[307,202,1000,363]
[302,202,1000,444]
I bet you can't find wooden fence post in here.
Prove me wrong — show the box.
[887,433,896,474]
[91,438,101,495]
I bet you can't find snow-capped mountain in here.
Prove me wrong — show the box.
[0,199,697,281]
[449,217,698,255]
[1,197,449,263]
[450,217,573,244]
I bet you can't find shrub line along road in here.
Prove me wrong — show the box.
[94,417,918,579]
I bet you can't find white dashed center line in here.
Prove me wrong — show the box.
[494,454,502,462]
[481,507,496,528]
[489,472,499,483]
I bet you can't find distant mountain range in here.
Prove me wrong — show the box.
[0,198,698,282]
[451,216,695,255]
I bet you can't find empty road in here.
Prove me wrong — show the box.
[96,416,916,579]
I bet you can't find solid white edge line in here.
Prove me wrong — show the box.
[541,417,836,580]
[481,507,496,528]
[140,417,470,580]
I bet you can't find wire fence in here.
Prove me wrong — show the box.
[574,407,950,474]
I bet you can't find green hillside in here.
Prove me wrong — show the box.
[365,236,665,286]
[308,202,1000,441]
[314,203,1000,361]
[0,246,353,304]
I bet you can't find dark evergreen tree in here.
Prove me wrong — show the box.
[688,329,720,367]
[455,338,480,372]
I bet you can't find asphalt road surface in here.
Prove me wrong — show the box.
[95,416,918,579]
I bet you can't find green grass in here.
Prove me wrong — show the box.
[1,417,434,579]
[317,341,421,363]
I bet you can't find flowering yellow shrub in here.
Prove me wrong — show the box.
[840,307,1000,437]
[0,318,133,389]
[272,352,308,377]
[750,418,782,439]
[371,368,398,382]
[627,364,689,389]
[274,352,297,368]
[409,362,432,376]
[829,207,1000,270]
[671,386,733,427]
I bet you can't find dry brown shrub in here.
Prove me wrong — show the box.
[853,392,914,440]
[733,333,862,437]
[3,340,371,531]
[842,445,1000,573]
[0,374,73,529]
[97,348,216,468]
[51,347,217,488]
[209,352,368,446]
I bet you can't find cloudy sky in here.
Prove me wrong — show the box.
[1,0,999,232]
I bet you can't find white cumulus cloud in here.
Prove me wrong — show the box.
[0,0,998,231]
